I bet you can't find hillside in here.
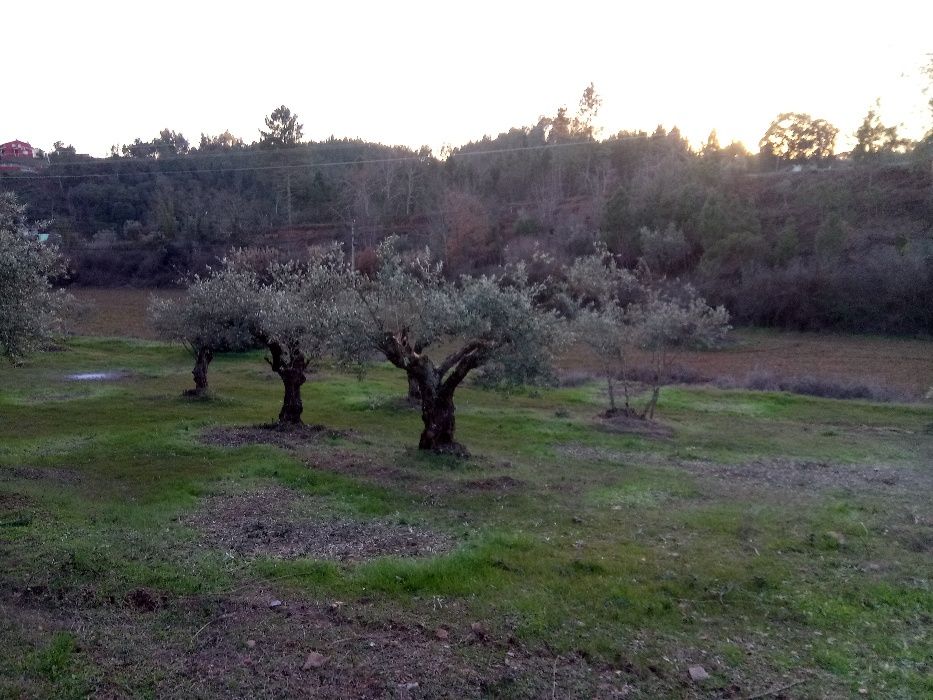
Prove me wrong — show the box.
[3,130,932,334]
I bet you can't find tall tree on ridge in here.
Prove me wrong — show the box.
[260,105,304,148]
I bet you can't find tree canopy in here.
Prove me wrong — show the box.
[259,105,304,148]
[852,101,908,159]
[759,112,838,163]
[0,192,69,363]
[564,245,729,418]
[342,238,566,452]
[149,257,260,394]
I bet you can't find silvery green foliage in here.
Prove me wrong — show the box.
[148,259,259,356]
[339,239,452,361]
[627,286,730,418]
[459,265,569,387]
[252,245,348,366]
[0,192,69,363]
[628,287,731,357]
[344,237,566,388]
[639,224,691,274]
[565,244,729,415]
[563,246,641,410]
[563,242,641,311]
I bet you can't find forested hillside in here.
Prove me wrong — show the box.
[4,99,932,334]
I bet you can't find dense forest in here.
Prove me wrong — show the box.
[3,91,933,334]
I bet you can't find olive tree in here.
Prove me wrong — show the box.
[566,245,729,419]
[152,247,345,423]
[564,246,642,414]
[252,248,346,424]
[343,239,565,453]
[149,261,259,396]
[627,288,730,419]
[0,192,69,364]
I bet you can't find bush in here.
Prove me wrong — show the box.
[714,370,907,402]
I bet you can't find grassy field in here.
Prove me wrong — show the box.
[1,338,931,698]
[68,288,933,397]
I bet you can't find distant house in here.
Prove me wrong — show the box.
[1,139,35,158]
[0,139,43,173]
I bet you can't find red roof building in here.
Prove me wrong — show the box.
[0,140,35,159]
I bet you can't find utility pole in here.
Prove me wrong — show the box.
[286,173,293,227]
[350,219,356,268]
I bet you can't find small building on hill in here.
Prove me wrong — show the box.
[0,139,44,173]
[1,140,35,158]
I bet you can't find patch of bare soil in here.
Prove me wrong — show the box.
[462,476,525,491]
[553,444,650,466]
[594,413,674,439]
[299,450,524,501]
[306,449,419,487]
[554,443,932,497]
[0,491,36,524]
[184,485,454,561]
[1,587,641,699]
[200,424,351,450]
[0,465,82,484]
[676,457,933,497]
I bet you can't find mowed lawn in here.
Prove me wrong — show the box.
[1,338,931,698]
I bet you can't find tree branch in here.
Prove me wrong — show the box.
[438,340,487,379]
[377,332,411,370]
[266,340,284,374]
[440,343,491,396]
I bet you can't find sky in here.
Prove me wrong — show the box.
[4,1,931,157]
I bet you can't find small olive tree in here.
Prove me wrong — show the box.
[564,244,643,413]
[0,192,69,364]
[564,246,641,413]
[343,239,565,453]
[152,247,344,424]
[566,245,729,419]
[149,262,258,396]
[251,249,346,424]
[627,288,730,419]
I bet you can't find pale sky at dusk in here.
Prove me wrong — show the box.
[5,1,932,157]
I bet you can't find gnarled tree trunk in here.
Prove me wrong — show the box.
[406,374,421,405]
[277,366,306,424]
[417,380,459,452]
[186,346,213,396]
[267,341,307,425]
[378,331,489,455]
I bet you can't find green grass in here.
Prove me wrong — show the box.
[1,337,931,697]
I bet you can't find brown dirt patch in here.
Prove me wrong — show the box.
[301,450,525,500]
[462,476,525,491]
[200,424,351,450]
[1,587,640,699]
[126,587,169,612]
[555,443,932,493]
[0,465,83,484]
[67,287,182,339]
[0,490,35,518]
[306,449,418,487]
[676,457,933,497]
[558,330,933,398]
[594,413,675,439]
[184,485,454,561]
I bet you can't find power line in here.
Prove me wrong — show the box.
[47,195,596,254]
[23,128,624,170]
[36,139,433,167]
[2,138,617,181]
